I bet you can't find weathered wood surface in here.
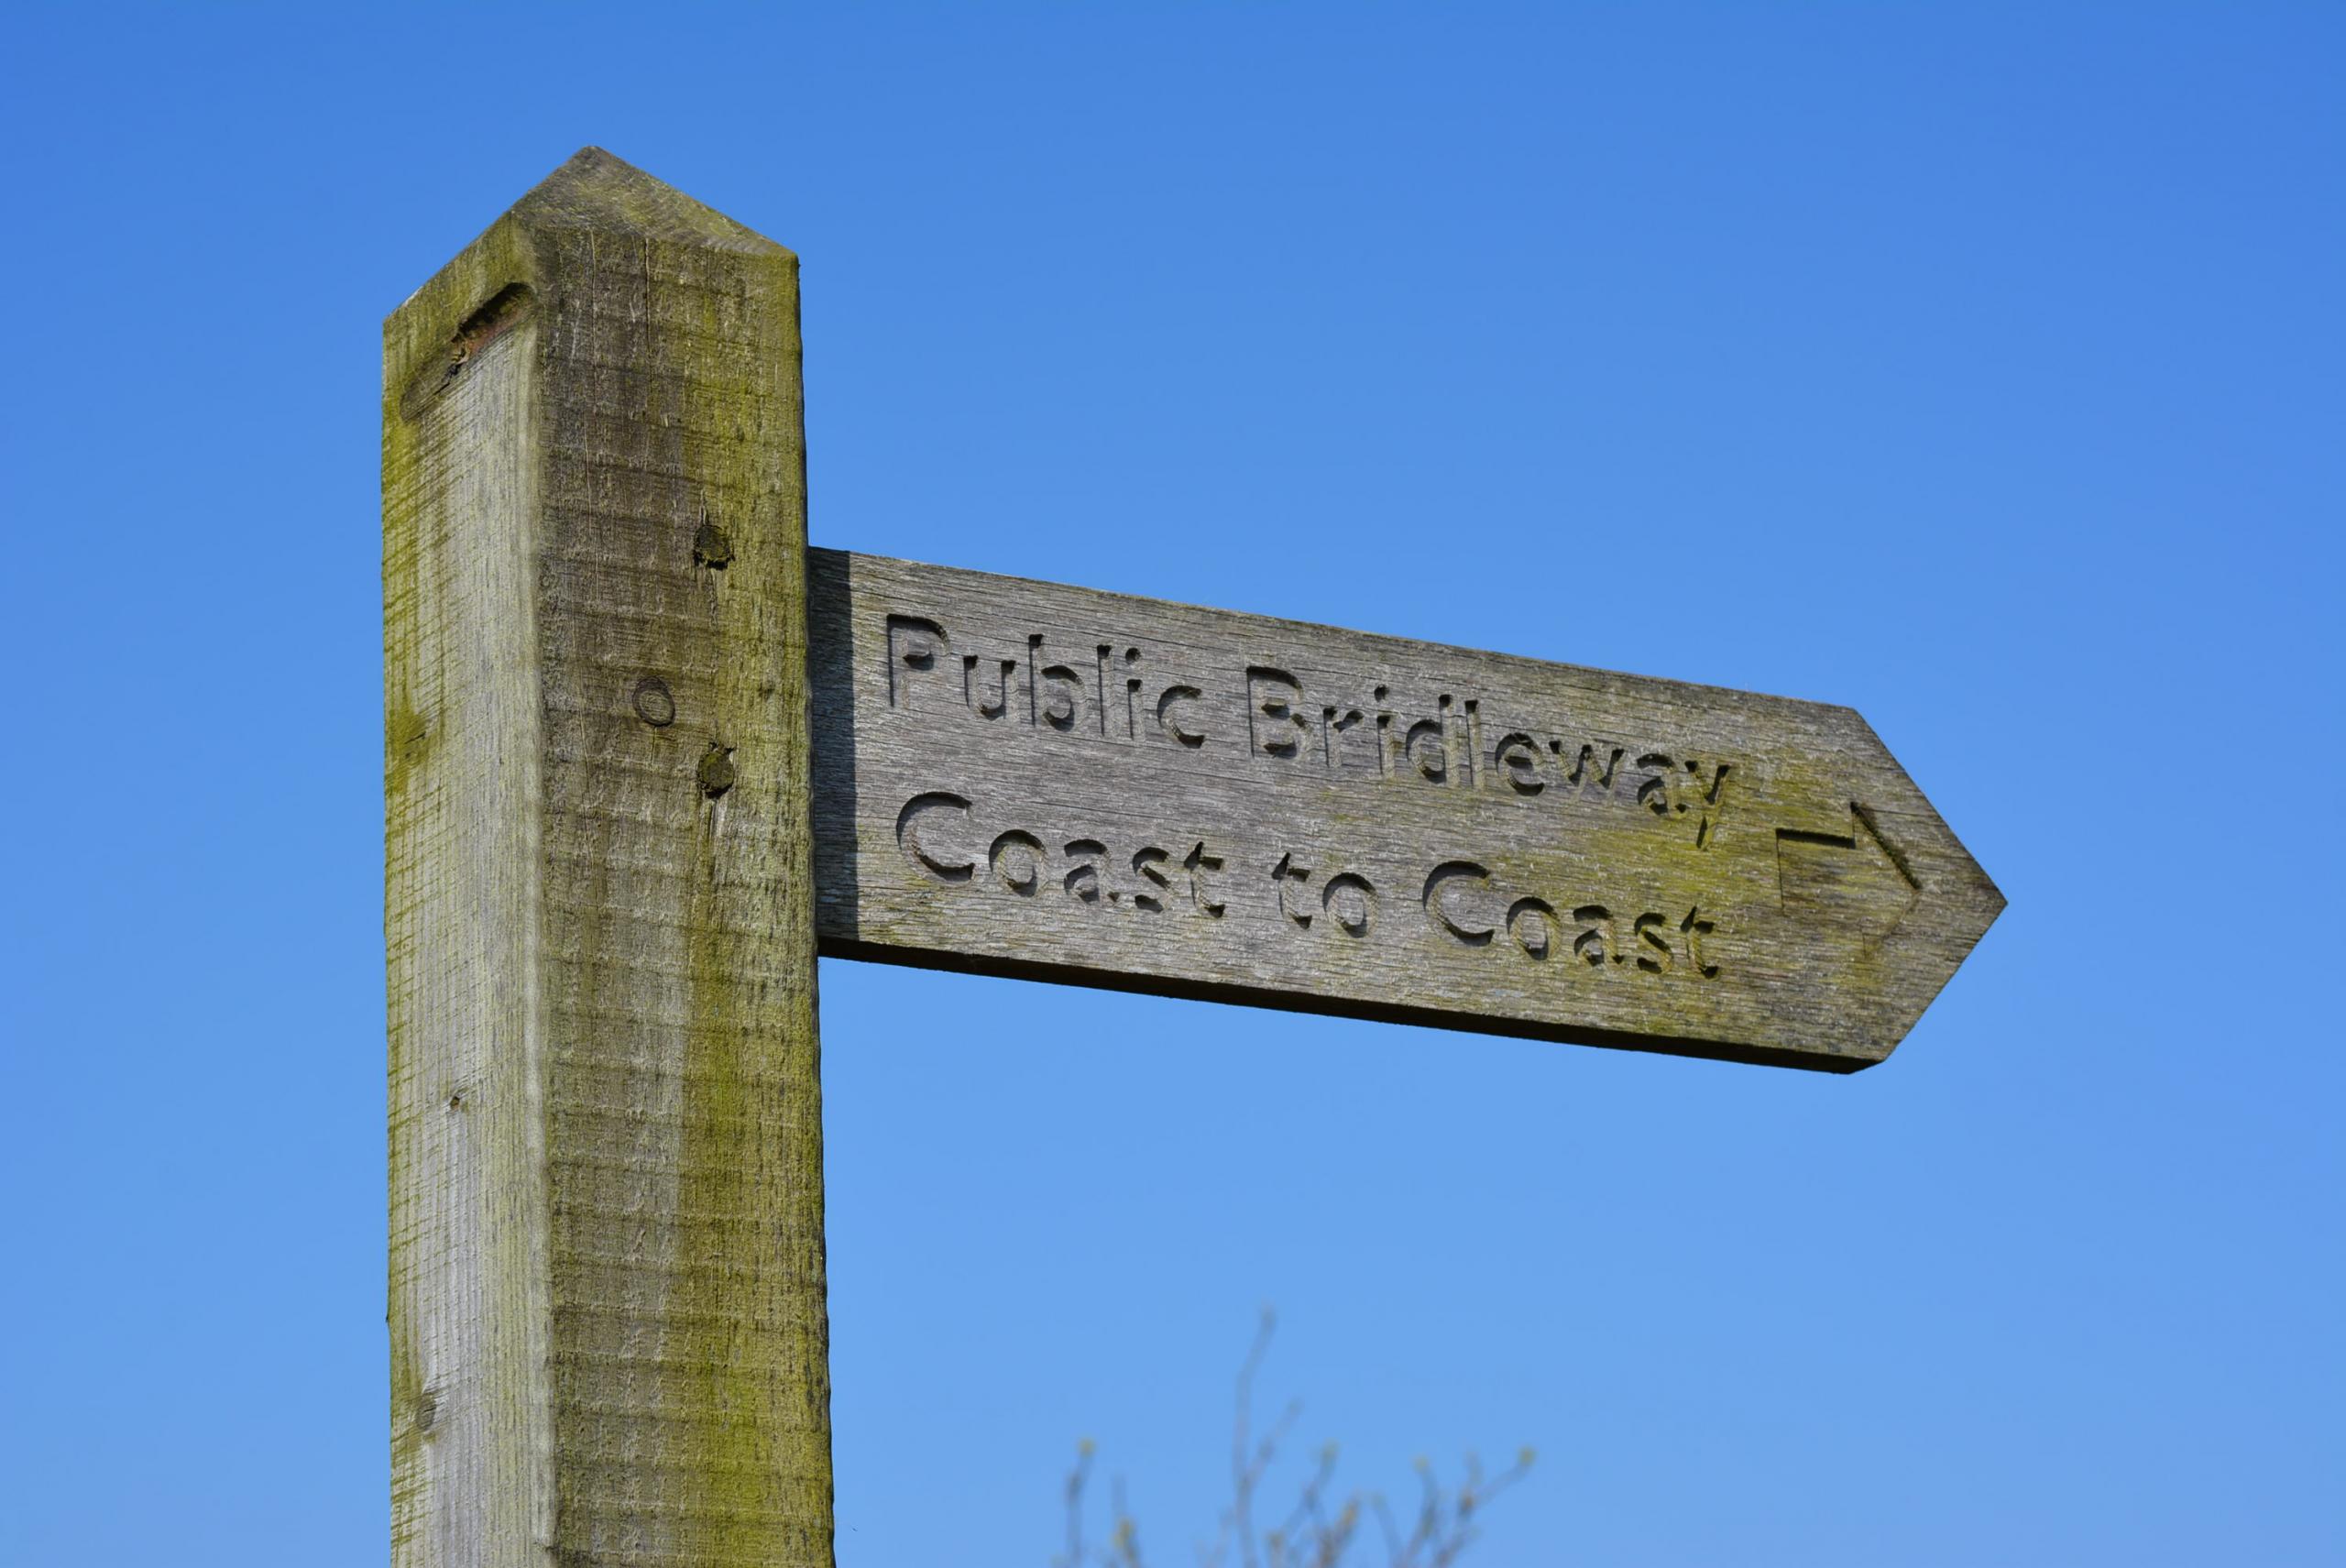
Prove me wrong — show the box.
[810,552,2001,1071]
[386,148,831,1568]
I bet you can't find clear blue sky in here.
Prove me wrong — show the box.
[2,5,2339,1564]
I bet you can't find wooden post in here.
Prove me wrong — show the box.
[385,148,830,1567]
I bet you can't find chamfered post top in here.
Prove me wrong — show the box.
[388,147,795,328]
[508,145,795,255]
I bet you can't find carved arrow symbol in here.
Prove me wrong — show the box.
[1775,802,1921,947]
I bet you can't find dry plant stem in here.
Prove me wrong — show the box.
[1232,1309,1299,1568]
[1058,1315,1531,1568]
[1063,1447,1091,1568]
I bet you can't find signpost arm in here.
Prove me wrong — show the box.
[385,148,830,1567]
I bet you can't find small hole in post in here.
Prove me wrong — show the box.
[632,677,676,729]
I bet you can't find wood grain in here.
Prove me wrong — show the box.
[387,148,830,1568]
[810,551,2002,1071]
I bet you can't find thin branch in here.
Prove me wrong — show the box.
[1059,1440,1094,1568]
[1061,1319,1535,1568]
[1233,1308,1277,1568]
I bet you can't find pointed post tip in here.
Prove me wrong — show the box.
[508,145,793,258]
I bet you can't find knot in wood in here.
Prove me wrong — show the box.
[692,521,734,570]
[697,744,736,800]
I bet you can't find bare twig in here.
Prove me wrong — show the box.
[1059,1317,1535,1567]
[1059,1440,1094,1568]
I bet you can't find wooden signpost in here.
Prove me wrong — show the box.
[386,149,2001,1568]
